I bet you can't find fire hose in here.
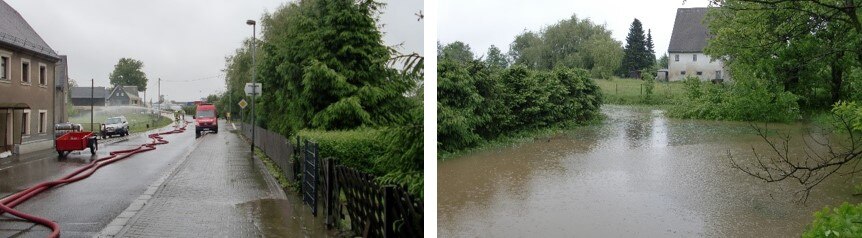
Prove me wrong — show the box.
[0,121,189,238]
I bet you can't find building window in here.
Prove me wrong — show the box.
[38,110,46,134]
[675,54,679,62]
[681,71,686,75]
[21,59,30,84]
[0,55,9,80]
[22,110,30,135]
[696,71,703,76]
[39,64,46,85]
[693,54,697,62]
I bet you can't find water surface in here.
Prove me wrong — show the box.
[438,105,861,237]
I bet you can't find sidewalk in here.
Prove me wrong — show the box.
[109,127,330,237]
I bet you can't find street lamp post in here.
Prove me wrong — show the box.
[247,19,256,154]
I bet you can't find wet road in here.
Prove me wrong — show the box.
[0,123,195,238]
[438,105,862,237]
[116,124,332,237]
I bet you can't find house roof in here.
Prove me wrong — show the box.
[70,87,107,99]
[0,0,60,60]
[123,86,140,98]
[668,7,710,53]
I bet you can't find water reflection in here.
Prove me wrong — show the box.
[438,105,860,237]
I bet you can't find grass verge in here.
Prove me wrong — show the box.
[70,113,173,134]
[594,77,685,105]
[253,146,299,192]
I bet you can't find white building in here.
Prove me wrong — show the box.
[666,7,729,82]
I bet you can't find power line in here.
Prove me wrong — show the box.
[159,74,225,83]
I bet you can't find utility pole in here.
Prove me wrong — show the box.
[247,19,257,154]
[90,78,94,132]
[158,78,161,122]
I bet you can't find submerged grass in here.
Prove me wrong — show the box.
[438,115,605,160]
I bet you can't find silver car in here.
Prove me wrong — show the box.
[101,116,129,138]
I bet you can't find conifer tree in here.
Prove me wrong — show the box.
[646,29,656,67]
[621,18,650,77]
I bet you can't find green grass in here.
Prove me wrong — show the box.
[593,77,685,105]
[69,111,173,133]
[253,146,299,192]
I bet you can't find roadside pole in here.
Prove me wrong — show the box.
[90,78,94,132]
[247,19,257,154]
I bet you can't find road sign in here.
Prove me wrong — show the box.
[244,83,262,96]
[238,99,248,109]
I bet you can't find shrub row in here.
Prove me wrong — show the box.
[298,128,386,175]
[437,59,603,153]
[668,76,800,123]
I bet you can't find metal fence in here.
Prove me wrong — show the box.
[239,123,296,181]
[302,140,319,216]
[239,124,423,237]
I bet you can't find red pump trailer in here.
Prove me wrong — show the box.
[55,131,98,157]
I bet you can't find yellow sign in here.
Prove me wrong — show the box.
[238,99,248,109]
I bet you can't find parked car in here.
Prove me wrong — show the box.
[194,104,218,138]
[101,116,129,139]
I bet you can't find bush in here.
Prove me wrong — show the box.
[832,101,862,132]
[803,202,862,238]
[669,77,800,123]
[298,128,385,174]
[437,59,603,153]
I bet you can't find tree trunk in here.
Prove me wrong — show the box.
[830,57,844,105]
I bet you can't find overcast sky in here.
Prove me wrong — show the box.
[5,0,423,102]
[439,0,709,60]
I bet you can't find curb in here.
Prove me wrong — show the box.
[233,126,287,200]
[94,128,204,238]
[253,154,288,200]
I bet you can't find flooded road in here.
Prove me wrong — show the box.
[438,105,862,237]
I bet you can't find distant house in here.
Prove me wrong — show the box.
[70,87,107,107]
[106,85,142,106]
[666,7,729,82]
[0,0,63,155]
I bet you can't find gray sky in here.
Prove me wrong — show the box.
[438,0,709,60]
[6,0,423,102]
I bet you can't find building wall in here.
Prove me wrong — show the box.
[107,89,130,106]
[667,52,730,82]
[0,46,56,154]
[54,56,67,123]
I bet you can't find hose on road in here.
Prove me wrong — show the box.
[0,122,189,238]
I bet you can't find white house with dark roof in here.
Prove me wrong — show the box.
[666,7,729,82]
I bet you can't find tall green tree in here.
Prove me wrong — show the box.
[109,58,148,91]
[508,31,544,69]
[255,0,415,135]
[221,39,258,120]
[621,18,651,76]
[484,45,508,69]
[508,14,623,78]
[439,41,474,63]
[646,29,656,67]
[706,0,862,107]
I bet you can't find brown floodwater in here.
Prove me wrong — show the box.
[438,105,862,237]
